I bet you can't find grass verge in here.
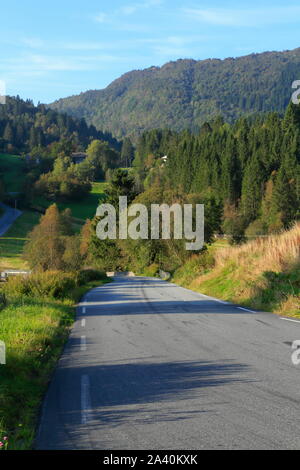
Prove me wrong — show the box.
[0,275,110,450]
[173,224,300,317]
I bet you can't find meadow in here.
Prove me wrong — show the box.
[32,181,107,221]
[0,211,41,270]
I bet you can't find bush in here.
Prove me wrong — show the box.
[77,269,106,284]
[143,263,159,277]
[245,219,267,238]
[3,271,78,300]
[173,251,215,285]
[34,172,91,202]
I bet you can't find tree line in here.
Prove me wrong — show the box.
[22,101,300,275]
[0,95,121,154]
[133,102,300,241]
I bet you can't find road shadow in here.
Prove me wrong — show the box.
[36,356,251,449]
[80,277,253,316]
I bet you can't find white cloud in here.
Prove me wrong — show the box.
[120,5,138,15]
[22,37,44,48]
[93,0,163,24]
[63,41,107,51]
[184,6,300,27]
[119,0,162,15]
[94,12,108,23]
[143,34,211,57]
[0,53,122,80]
[153,45,188,57]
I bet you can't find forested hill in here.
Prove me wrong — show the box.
[49,47,300,139]
[132,102,300,244]
[0,96,121,154]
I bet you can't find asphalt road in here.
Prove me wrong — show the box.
[0,202,21,237]
[36,276,300,450]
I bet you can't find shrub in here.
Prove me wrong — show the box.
[143,263,159,277]
[3,271,78,300]
[77,269,106,284]
[173,251,215,285]
[34,172,91,202]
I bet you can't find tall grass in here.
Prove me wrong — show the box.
[174,224,300,316]
[214,223,300,273]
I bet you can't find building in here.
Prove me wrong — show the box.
[72,152,87,164]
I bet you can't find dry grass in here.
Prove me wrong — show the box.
[214,223,300,274]
[175,223,300,316]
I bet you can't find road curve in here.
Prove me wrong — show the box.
[36,276,300,450]
[0,202,22,237]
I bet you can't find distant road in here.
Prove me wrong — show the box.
[36,276,300,450]
[0,202,22,236]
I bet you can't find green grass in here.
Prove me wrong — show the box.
[0,211,41,270]
[0,154,26,193]
[0,277,110,450]
[32,181,107,221]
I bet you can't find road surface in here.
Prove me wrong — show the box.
[0,202,21,237]
[36,276,300,450]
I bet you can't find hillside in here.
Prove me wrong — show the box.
[173,224,300,317]
[0,96,121,154]
[50,47,300,139]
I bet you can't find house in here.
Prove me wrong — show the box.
[72,152,87,164]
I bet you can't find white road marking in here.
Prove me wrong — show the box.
[80,335,87,351]
[181,290,229,304]
[280,317,300,324]
[82,307,86,314]
[197,293,229,304]
[81,375,92,424]
[81,319,86,328]
[237,307,256,313]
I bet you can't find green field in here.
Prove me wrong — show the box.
[0,182,107,270]
[32,181,107,221]
[0,153,26,193]
[0,211,41,270]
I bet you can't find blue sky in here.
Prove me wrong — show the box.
[0,0,299,103]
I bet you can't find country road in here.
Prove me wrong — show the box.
[36,276,300,450]
[0,202,21,237]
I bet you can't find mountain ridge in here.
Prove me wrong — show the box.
[49,47,300,139]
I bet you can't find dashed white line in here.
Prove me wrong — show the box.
[280,317,300,324]
[81,319,86,328]
[81,375,92,424]
[237,307,256,313]
[80,335,87,351]
[82,307,86,314]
